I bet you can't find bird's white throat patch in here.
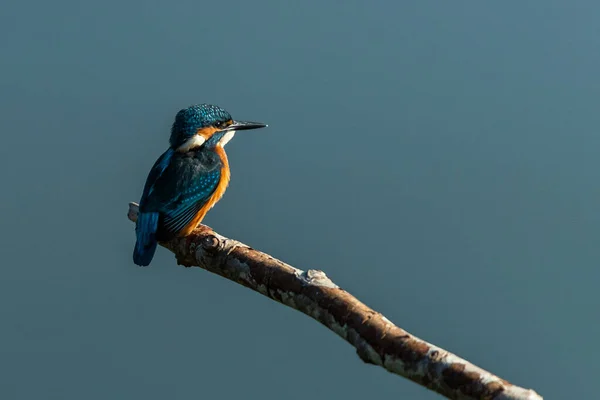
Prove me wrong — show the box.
[219,130,236,147]
[177,135,206,152]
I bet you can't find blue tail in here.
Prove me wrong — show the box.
[133,212,159,266]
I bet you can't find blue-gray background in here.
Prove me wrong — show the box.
[1,1,597,399]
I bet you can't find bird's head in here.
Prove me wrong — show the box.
[169,104,267,152]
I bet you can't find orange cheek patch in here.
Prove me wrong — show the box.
[196,126,218,140]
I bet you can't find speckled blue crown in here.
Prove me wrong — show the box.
[170,104,232,147]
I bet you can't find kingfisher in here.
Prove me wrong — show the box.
[133,104,267,266]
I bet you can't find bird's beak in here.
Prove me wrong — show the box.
[226,120,268,131]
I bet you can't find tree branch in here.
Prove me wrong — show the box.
[127,202,542,400]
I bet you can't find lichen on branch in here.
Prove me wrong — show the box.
[127,202,542,400]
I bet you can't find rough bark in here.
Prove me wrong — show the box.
[127,202,542,400]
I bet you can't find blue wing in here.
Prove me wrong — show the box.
[134,149,222,266]
[140,152,221,239]
[140,148,175,205]
[134,149,174,266]
[157,168,221,238]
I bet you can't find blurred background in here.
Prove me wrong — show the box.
[1,1,597,399]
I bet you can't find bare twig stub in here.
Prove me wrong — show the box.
[127,202,542,400]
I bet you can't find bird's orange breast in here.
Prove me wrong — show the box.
[179,145,231,236]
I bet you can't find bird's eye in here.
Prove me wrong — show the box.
[215,121,225,129]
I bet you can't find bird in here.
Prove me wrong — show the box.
[133,104,267,266]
